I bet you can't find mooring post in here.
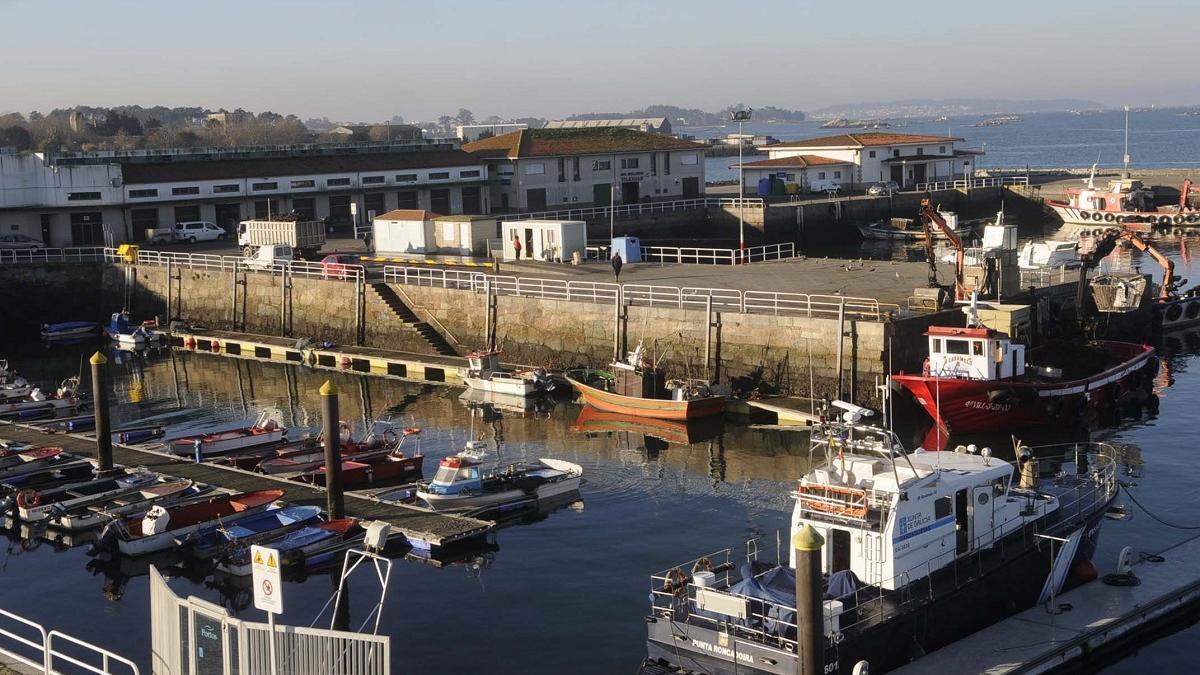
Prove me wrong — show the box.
[89,352,114,473]
[320,380,345,519]
[793,524,826,675]
[835,298,846,400]
[704,294,713,380]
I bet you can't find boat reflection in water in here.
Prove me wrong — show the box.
[457,387,557,418]
[571,405,724,450]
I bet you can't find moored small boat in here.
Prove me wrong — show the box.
[458,349,554,397]
[187,504,322,559]
[216,518,362,576]
[93,489,284,557]
[168,413,285,457]
[104,311,166,347]
[49,478,200,531]
[566,341,725,421]
[17,470,159,522]
[0,378,81,416]
[41,321,99,340]
[416,452,582,512]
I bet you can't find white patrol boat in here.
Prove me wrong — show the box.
[640,402,1120,675]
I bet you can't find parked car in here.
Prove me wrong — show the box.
[0,234,46,250]
[318,253,360,279]
[244,244,294,271]
[174,221,226,243]
[867,181,900,196]
[809,180,841,195]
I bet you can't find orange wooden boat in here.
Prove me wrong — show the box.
[566,375,724,421]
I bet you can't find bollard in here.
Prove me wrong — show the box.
[320,380,345,519]
[793,524,825,675]
[89,352,114,473]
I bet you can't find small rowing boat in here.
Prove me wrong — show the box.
[168,412,285,457]
[93,489,284,557]
[41,321,99,340]
[17,470,159,522]
[216,518,362,576]
[188,504,322,559]
[49,478,200,531]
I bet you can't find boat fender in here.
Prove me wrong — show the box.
[1115,215,1125,223]
[403,427,421,436]
[1188,215,1199,224]
[142,505,171,536]
[1093,212,1104,222]
[1104,213,1115,222]
[339,356,352,369]
[1175,228,1184,236]
[339,420,352,442]
[15,489,39,509]
[211,340,220,351]
[1079,211,1089,221]
[1175,215,1186,225]
[692,557,714,575]
[1142,356,1160,378]
[1160,216,1172,227]
[663,568,688,596]
[1015,387,1038,403]
[185,337,196,349]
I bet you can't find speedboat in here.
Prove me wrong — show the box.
[104,311,165,347]
[167,412,285,457]
[41,321,99,341]
[416,451,582,512]
[458,348,554,397]
[639,404,1120,675]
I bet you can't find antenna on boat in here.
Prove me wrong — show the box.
[1086,154,1100,189]
[1123,105,1131,179]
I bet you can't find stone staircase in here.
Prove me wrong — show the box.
[369,282,458,356]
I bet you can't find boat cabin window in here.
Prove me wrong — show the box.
[972,341,983,356]
[992,477,1007,497]
[931,339,942,353]
[434,465,480,483]
[945,339,970,355]
[934,496,952,519]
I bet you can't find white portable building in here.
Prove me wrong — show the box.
[500,219,587,263]
[372,209,435,255]
[432,215,497,257]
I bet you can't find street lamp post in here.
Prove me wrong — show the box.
[731,108,753,264]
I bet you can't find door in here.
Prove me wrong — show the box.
[328,195,352,227]
[214,203,242,233]
[397,190,419,209]
[289,198,315,221]
[430,188,451,215]
[972,485,995,549]
[174,205,201,224]
[523,228,534,259]
[682,176,700,198]
[830,528,851,573]
[130,208,158,242]
[526,188,547,212]
[363,193,386,219]
[39,214,52,245]
[69,212,103,246]
[889,165,903,185]
[593,183,612,207]
[461,186,481,214]
[621,181,640,205]
[955,488,970,554]
[913,163,927,184]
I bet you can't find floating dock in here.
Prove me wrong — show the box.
[0,421,493,551]
[893,534,1200,673]
[743,396,821,426]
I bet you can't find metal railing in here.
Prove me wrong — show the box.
[504,197,764,222]
[241,622,389,675]
[586,242,796,266]
[915,176,1030,192]
[134,249,364,281]
[1020,264,1080,289]
[381,266,897,321]
[0,607,138,675]
[0,247,117,264]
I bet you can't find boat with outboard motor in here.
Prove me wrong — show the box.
[459,348,554,397]
[16,469,159,522]
[167,412,285,457]
[50,479,205,531]
[93,489,285,557]
[216,518,363,576]
[104,311,165,347]
[187,504,322,559]
[566,341,726,421]
[0,377,81,416]
[639,402,1120,675]
[415,446,582,512]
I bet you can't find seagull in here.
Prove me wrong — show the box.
[895,272,901,279]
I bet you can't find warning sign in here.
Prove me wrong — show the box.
[251,544,283,614]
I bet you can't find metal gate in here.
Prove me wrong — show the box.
[149,566,389,675]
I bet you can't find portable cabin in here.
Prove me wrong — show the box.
[500,220,587,263]
[372,209,437,255]
[432,215,497,257]
[925,325,1025,380]
[611,236,642,263]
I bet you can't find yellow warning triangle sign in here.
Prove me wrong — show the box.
[254,550,264,565]
[267,553,277,569]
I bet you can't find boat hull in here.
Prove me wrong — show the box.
[893,341,1154,433]
[462,374,537,397]
[566,377,725,421]
[1046,201,1194,230]
[418,475,581,512]
[168,429,285,456]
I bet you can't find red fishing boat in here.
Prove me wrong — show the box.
[565,341,726,421]
[893,308,1155,434]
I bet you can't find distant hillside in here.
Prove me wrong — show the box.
[808,98,1108,119]
[566,104,805,126]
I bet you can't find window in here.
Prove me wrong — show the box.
[916,147,924,156]
[524,163,545,175]
[290,179,315,189]
[663,153,671,175]
[892,149,900,157]
[932,338,942,353]
[557,158,565,183]
[972,341,983,356]
[429,188,450,214]
[934,496,952,520]
[572,157,581,181]
[834,171,841,179]
[592,159,611,171]
[868,150,876,158]
[363,175,385,184]
[172,186,200,196]
[212,184,240,193]
[252,182,277,191]
[649,153,657,176]
[680,153,698,166]
[620,157,639,169]
[396,174,418,182]
[940,146,947,153]
[946,339,970,355]
[67,192,101,201]
[785,173,796,182]
[459,170,480,178]
[818,172,826,180]
[963,161,971,167]
[429,172,450,180]
[129,189,158,199]
[326,178,351,187]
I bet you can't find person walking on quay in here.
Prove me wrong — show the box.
[611,251,624,282]
[513,235,522,260]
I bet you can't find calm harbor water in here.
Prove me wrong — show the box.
[5,238,1200,672]
[697,108,1200,182]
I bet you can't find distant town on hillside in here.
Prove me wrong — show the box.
[806,98,1110,119]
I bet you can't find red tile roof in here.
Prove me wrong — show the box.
[769,132,962,149]
[733,155,851,169]
[375,209,437,221]
[464,127,704,159]
[120,150,480,184]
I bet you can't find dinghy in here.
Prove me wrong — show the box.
[17,470,159,522]
[187,504,322,559]
[41,321,99,340]
[49,478,199,531]
[0,447,66,478]
[167,412,285,457]
[94,489,284,557]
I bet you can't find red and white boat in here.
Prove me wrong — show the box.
[893,304,1156,434]
[1048,173,1198,231]
[94,489,284,557]
[168,413,285,457]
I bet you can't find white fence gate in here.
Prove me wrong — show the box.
[149,566,389,675]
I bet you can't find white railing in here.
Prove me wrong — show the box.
[0,247,118,264]
[587,242,795,265]
[915,176,1030,192]
[504,197,764,222]
[241,622,389,675]
[134,249,363,281]
[381,266,898,320]
[0,607,138,675]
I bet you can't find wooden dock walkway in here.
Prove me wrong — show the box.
[0,421,492,549]
[893,534,1200,674]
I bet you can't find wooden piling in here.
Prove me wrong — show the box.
[793,524,825,675]
[89,351,114,473]
[320,380,345,519]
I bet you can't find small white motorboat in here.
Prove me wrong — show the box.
[17,470,159,522]
[458,349,553,398]
[0,377,81,415]
[1019,240,1080,270]
[168,412,285,457]
[416,451,582,512]
[105,312,166,347]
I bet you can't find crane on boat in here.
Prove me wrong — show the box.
[1078,227,1181,305]
[919,198,969,301]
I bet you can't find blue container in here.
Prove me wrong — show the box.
[610,236,642,263]
[68,419,95,431]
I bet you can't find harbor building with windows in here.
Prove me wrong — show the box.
[0,142,488,247]
[735,132,982,192]
[463,128,705,212]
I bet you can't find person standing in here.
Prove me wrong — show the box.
[611,251,623,282]
[512,235,522,260]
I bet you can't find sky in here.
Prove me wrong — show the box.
[2,0,1197,123]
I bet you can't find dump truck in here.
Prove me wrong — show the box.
[237,218,325,259]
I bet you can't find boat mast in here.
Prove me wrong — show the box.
[1123,105,1131,179]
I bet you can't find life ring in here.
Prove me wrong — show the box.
[1104,213,1115,222]
[1175,215,1186,225]
[1079,211,1090,221]
[16,489,40,509]
[1160,216,1172,227]
[1093,212,1105,222]
[383,428,399,445]
[403,427,421,436]
[663,568,689,596]
[692,557,714,575]
[339,356,352,369]
[185,337,196,349]
[210,340,220,351]
[1188,215,1199,224]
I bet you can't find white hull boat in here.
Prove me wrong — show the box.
[417,456,583,512]
[168,414,285,457]
[96,489,284,557]
[458,349,552,398]
[18,471,159,522]
[49,479,199,531]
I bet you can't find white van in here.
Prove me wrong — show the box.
[809,180,841,195]
[244,244,294,271]
[174,221,225,243]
